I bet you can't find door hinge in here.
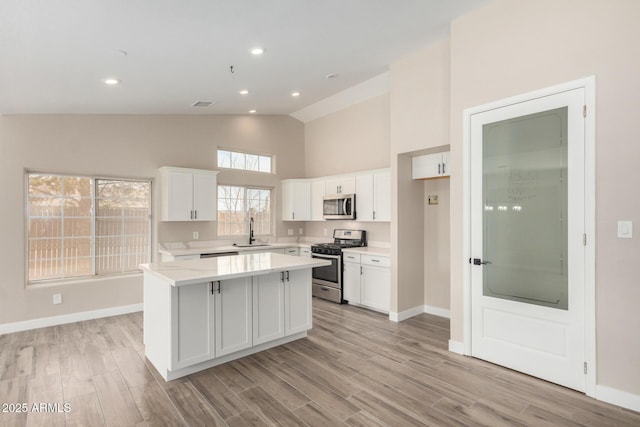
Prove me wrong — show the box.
[583,105,587,118]
[584,362,588,374]
[583,233,587,246]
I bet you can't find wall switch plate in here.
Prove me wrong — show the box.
[193,231,199,240]
[288,228,294,236]
[428,195,439,205]
[53,294,62,305]
[617,220,633,238]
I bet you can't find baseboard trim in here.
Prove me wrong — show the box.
[389,304,450,322]
[0,303,143,334]
[596,384,640,413]
[448,340,465,355]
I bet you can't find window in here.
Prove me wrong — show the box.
[27,173,151,283]
[217,185,272,237]
[217,149,272,173]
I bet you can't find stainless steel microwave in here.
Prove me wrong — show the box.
[323,194,356,220]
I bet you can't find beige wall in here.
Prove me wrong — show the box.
[304,94,390,178]
[389,39,450,313]
[424,178,450,310]
[0,114,304,325]
[448,0,640,395]
[303,94,391,241]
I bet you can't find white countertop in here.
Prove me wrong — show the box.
[342,246,391,257]
[158,242,305,257]
[140,252,331,287]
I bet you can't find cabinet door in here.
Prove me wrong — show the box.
[192,172,217,221]
[343,262,361,304]
[284,269,312,335]
[339,176,356,194]
[253,272,285,345]
[361,265,390,313]
[282,180,311,221]
[172,282,215,369]
[215,278,253,357]
[441,151,451,176]
[324,178,340,196]
[311,179,326,221]
[355,174,374,222]
[300,247,312,257]
[373,171,391,222]
[164,170,193,221]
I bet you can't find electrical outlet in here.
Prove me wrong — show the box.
[287,228,294,236]
[193,231,199,240]
[53,294,62,305]
[428,195,439,205]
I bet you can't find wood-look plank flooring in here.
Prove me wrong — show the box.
[1,298,639,426]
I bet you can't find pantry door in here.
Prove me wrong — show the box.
[469,86,587,392]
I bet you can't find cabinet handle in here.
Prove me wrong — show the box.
[371,259,380,263]
[442,162,445,174]
[360,265,363,274]
[216,281,221,294]
[373,211,376,220]
[211,282,214,295]
[280,271,284,282]
[438,163,441,174]
[194,210,198,220]
[286,271,290,282]
[292,212,295,220]
[190,210,194,220]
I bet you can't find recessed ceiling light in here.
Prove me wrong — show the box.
[103,78,120,86]
[291,91,301,97]
[249,109,256,114]
[239,90,249,95]
[249,47,265,55]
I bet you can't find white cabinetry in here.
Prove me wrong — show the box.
[325,176,356,196]
[342,252,390,313]
[299,247,311,257]
[412,151,450,179]
[310,179,326,221]
[252,269,312,345]
[281,179,311,221]
[215,278,253,357]
[355,169,390,222]
[159,167,219,221]
[284,247,300,256]
[171,277,252,369]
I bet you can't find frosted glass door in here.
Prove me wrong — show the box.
[482,107,568,309]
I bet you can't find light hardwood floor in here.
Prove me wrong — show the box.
[1,298,639,426]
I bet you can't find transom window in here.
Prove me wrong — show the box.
[217,149,272,173]
[217,185,272,237]
[27,173,151,283]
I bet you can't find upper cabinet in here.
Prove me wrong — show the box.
[355,169,390,222]
[281,179,311,221]
[325,176,356,196]
[310,179,326,221]
[412,151,450,179]
[159,167,219,221]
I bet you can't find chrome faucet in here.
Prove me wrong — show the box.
[249,217,255,245]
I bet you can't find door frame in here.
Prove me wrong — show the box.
[461,76,596,397]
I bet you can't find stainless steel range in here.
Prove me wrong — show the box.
[311,229,366,303]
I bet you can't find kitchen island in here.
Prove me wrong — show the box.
[140,252,330,380]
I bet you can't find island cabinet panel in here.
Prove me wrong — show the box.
[172,282,215,370]
[253,272,286,345]
[285,269,313,334]
[215,278,253,357]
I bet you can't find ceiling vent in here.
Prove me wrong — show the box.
[192,101,216,107]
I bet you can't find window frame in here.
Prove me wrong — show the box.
[25,171,152,285]
[216,148,274,174]
[216,184,273,238]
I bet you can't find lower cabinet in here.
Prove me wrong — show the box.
[343,253,390,313]
[253,269,312,345]
[171,270,311,372]
[172,277,252,369]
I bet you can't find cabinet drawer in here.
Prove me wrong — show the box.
[343,253,361,264]
[361,254,390,268]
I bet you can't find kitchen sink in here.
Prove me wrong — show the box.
[233,244,271,248]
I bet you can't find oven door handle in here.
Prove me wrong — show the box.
[312,253,341,260]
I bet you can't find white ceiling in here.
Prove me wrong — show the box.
[0,0,487,116]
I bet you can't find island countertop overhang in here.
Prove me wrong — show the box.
[140,252,330,287]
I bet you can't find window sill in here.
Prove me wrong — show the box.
[27,271,143,289]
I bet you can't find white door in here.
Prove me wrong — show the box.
[470,88,586,391]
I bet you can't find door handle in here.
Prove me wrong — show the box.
[470,258,491,265]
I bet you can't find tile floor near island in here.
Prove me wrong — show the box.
[1,298,639,426]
